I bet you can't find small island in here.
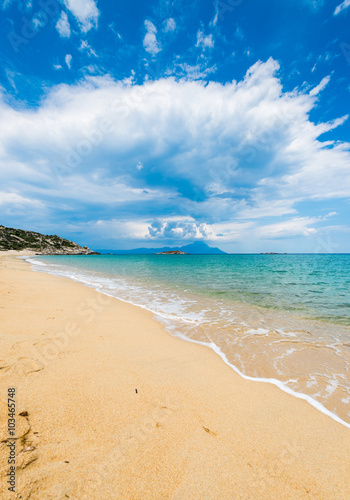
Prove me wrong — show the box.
[156,250,188,255]
[261,252,287,255]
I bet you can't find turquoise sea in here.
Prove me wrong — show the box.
[26,254,350,427]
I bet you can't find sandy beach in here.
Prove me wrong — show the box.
[0,253,349,499]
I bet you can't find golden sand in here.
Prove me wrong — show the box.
[0,253,349,499]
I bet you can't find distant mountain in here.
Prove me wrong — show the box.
[97,241,226,255]
[0,225,99,255]
[180,242,226,254]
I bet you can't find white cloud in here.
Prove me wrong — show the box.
[41,176,167,206]
[235,26,244,40]
[324,211,338,218]
[32,12,47,28]
[79,40,98,57]
[0,191,43,208]
[143,20,161,55]
[164,17,176,32]
[145,217,254,242]
[94,219,150,240]
[210,9,218,27]
[65,54,72,68]
[304,0,324,9]
[311,52,333,74]
[257,217,319,239]
[167,62,217,80]
[1,0,32,9]
[309,75,331,96]
[1,0,13,9]
[196,30,214,49]
[108,22,122,40]
[83,215,335,244]
[237,199,298,219]
[89,217,255,243]
[0,191,44,219]
[56,11,71,38]
[148,217,208,239]
[201,221,255,241]
[64,0,99,32]
[334,0,350,15]
[0,59,349,245]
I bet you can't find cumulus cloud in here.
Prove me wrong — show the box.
[196,30,214,49]
[334,0,350,15]
[64,0,99,32]
[65,54,72,68]
[0,58,349,246]
[148,217,208,239]
[164,17,176,32]
[146,218,258,242]
[56,11,71,38]
[85,215,329,245]
[143,20,161,55]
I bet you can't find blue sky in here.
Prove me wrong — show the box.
[0,0,350,252]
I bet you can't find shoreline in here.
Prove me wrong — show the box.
[25,252,350,430]
[0,253,350,498]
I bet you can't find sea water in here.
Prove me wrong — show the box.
[25,254,350,427]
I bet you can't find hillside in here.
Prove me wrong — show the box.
[0,225,98,255]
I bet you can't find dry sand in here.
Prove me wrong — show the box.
[0,253,349,499]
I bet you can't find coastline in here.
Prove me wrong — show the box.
[0,253,350,499]
[24,253,350,428]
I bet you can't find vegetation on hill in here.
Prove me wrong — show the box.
[0,225,98,255]
[156,251,187,255]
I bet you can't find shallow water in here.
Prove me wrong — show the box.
[25,254,350,426]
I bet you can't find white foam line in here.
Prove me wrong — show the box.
[23,256,201,325]
[19,256,47,266]
[172,332,350,430]
[23,256,350,431]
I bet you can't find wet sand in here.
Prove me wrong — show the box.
[0,252,349,499]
